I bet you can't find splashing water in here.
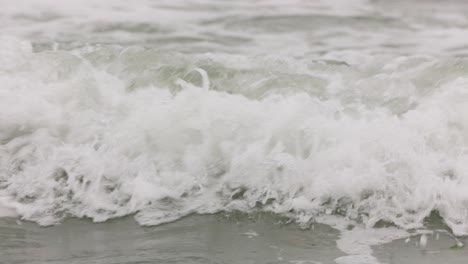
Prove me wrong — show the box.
[2,35,468,233]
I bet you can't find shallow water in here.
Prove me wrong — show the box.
[0,214,467,264]
[0,214,343,264]
[2,0,468,263]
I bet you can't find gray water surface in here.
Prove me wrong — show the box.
[0,214,343,264]
[2,214,468,264]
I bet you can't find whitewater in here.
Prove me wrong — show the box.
[2,0,468,263]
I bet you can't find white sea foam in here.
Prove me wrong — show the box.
[1,36,468,235]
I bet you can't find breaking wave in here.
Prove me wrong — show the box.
[2,36,468,236]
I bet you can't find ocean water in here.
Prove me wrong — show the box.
[2,0,468,263]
